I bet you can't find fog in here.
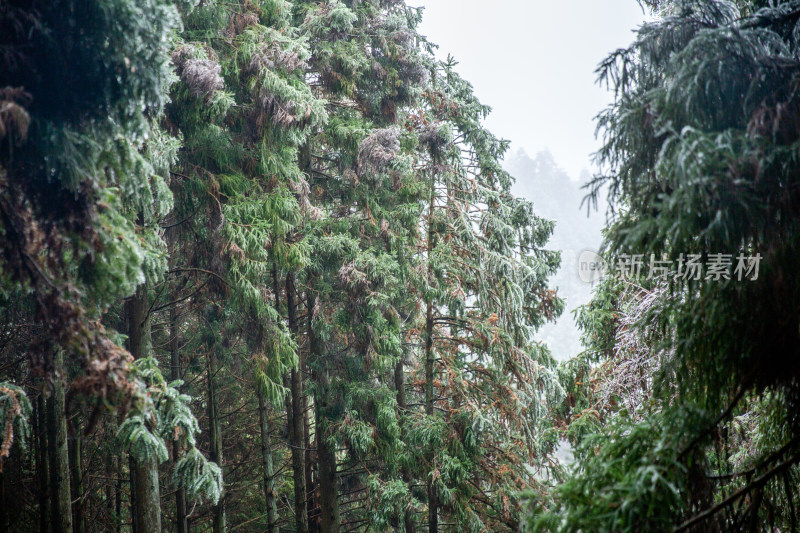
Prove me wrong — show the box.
[416,0,648,359]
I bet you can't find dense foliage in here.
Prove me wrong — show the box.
[531,0,800,531]
[0,1,563,532]
[9,1,795,531]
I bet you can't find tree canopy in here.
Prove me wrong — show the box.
[0,1,564,532]
[530,1,800,531]
[5,1,795,532]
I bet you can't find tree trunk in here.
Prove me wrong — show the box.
[208,350,226,533]
[304,389,314,532]
[170,298,188,533]
[297,140,317,532]
[316,413,339,533]
[102,426,113,533]
[394,360,406,415]
[0,464,6,532]
[424,177,438,533]
[114,455,121,533]
[132,460,160,533]
[258,389,279,533]
[309,290,339,533]
[424,300,438,533]
[47,350,72,533]
[286,273,309,533]
[394,359,415,533]
[127,285,161,533]
[35,392,49,533]
[68,415,84,533]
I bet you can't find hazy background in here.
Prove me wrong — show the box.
[415,1,648,360]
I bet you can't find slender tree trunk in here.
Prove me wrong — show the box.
[304,390,314,532]
[424,177,438,533]
[394,359,415,533]
[170,298,188,533]
[127,285,161,533]
[129,456,137,533]
[272,262,282,312]
[260,261,282,533]
[298,141,317,532]
[208,350,226,533]
[131,459,159,533]
[384,226,415,533]
[309,289,339,533]
[286,273,309,533]
[0,465,7,532]
[103,425,113,533]
[394,360,406,416]
[35,392,49,533]
[68,415,84,533]
[316,412,339,533]
[258,389,279,533]
[114,455,121,533]
[424,300,438,533]
[47,350,72,533]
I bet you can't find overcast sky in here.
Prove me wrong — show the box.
[414,0,648,179]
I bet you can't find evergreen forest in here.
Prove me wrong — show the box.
[1,0,799,532]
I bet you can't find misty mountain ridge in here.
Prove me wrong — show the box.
[506,148,606,361]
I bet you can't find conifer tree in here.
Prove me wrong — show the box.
[167,1,324,529]
[0,1,565,531]
[1,2,225,531]
[295,1,429,529]
[534,1,800,530]
[0,0,180,406]
[398,57,563,532]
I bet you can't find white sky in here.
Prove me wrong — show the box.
[414,0,648,179]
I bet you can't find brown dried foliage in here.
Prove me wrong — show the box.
[356,127,400,178]
[171,46,224,103]
[0,158,135,416]
[0,384,21,472]
[0,87,31,144]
